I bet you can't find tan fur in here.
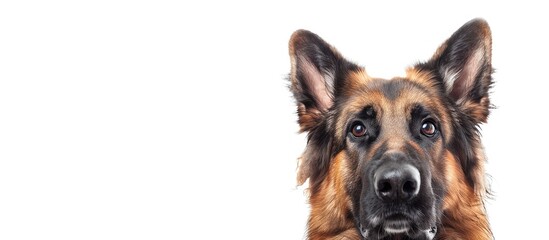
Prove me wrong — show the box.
[335,74,453,144]
[344,69,373,96]
[307,152,358,240]
[405,68,457,139]
[306,133,491,240]
[438,151,492,240]
[406,67,490,196]
[460,97,491,123]
[289,20,494,240]
[306,72,492,239]
[297,103,324,132]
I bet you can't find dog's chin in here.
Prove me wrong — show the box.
[359,215,436,240]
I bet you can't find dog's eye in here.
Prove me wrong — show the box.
[420,120,437,137]
[351,122,367,138]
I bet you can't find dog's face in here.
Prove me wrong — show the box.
[341,79,447,239]
[288,19,493,240]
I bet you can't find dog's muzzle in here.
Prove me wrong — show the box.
[358,152,437,240]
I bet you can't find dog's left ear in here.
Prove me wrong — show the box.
[419,19,493,123]
[288,30,359,132]
[288,30,359,186]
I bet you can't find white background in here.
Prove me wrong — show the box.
[1,1,548,239]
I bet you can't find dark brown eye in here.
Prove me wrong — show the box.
[420,120,437,137]
[351,123,367,137]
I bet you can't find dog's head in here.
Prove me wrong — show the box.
[288,19,492,239]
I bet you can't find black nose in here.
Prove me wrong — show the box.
[374,163,420,202]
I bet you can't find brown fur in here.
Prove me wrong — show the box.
[437,152,491,240]
[287,19,494,240]
[304,73,491,239]
[308,152,358,240]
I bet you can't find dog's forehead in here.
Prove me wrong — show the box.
[340,77,433,116]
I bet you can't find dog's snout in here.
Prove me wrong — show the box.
[374,163,420,202]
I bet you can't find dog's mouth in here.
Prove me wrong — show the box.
[358,214,437,240]
[383,216,411,234]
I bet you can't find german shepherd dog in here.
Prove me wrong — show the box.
[287,19,493,240]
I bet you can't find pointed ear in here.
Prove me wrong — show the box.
[420,19,493,123]
[288,30,357,131]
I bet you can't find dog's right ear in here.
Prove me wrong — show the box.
[418,19,493,123]
[288,30,355,132]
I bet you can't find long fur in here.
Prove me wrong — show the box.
[287,19,494,240]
